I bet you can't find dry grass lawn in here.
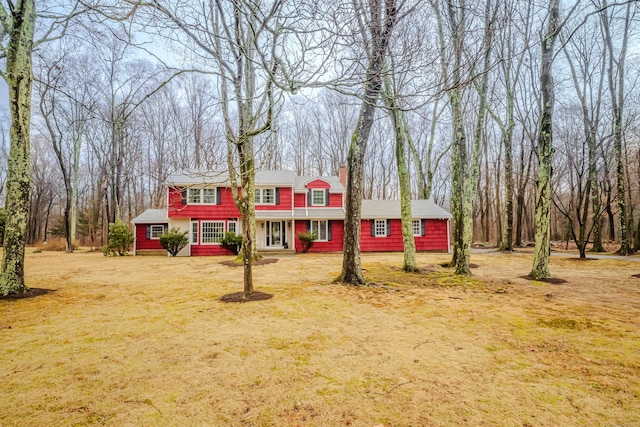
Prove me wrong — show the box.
[1,248,639,426]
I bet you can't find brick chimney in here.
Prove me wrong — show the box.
[338,164,347,189]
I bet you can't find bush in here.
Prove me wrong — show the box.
[297,230,317,253]
[220,232,243,255]
[102,220,134,256]
[159,228,189,257]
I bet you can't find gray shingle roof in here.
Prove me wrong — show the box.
[293,208,345,219]
[362,199,452,219]
[294,176,345,193]
[166,169,346,193]
[131,209,168,224]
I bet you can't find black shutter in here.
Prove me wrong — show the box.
[307,220,311,231]
[181,188,187,204]
[325,189,330,206]
[216,187,222,205]
[307,189,312,206]
[370,220,375,237]
[386,219,391,236]
[146,225,151,240]
[421,219,426,236]
[327,221,332,241]
[275,188,280,205]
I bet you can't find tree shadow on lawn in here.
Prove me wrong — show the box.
[0,288,54,300]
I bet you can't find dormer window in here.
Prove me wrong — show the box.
[311,189,326,206]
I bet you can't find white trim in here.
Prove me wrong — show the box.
[190,221,199,245]
[374,219,387,237]
[310,219,329,242]
[310,188,326,206]
[201,220,225,245]
[255,187,276,205]
[186,187,218,205]
[412,219,421,237]
[150,224,165,240]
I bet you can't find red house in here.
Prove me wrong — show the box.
[132,168,451,256]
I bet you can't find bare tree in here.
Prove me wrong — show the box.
[339,0,400,285]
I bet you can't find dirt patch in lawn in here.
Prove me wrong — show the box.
[219,291,274,303]
[219,258,279,267]
[520,275,568,284]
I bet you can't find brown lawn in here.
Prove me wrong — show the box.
[1,249,639,426]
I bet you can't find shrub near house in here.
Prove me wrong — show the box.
[132,169,452,256]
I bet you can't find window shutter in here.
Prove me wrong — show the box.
[275,188,280,205]
[216,187,222,205]
[307,189,312,206]
[325,189,330,206]
[181,188,187,204]
[327,221,332,241]
[386,219,391,236]
[421,219,426,236]
[307,220,311,231]
[370,220,375,237]
[146,225,151,240]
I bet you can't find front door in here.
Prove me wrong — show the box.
[267,221,283,247]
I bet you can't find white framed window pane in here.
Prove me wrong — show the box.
[202,221,225,244]
[188,188,201,204]
[228,221,238,234]
[191,222,198,244]
[311,220,328,241]
[150,225,164,239]
[412,220,421,236]
[312,189,325,205]
[262,188,275,204]
[255,189,261,203]
[375,219,386,237]
[202,188,216,204]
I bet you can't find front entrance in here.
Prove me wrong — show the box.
[266,221,286,248]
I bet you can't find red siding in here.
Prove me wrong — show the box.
[135,224,166,250]
[329,193,343,208]
[256,187,292,211]
[416,219,449,251]
[191,245,235,256]
[294,193,306,208]
[168,187,240,218]
[359,219,449,252]
[305,179,330,189]
[294,220,344,253]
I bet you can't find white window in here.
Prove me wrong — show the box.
[311,189,326,206]
[188,188,201,204]
[310,220,328,241]
[374,219,387,237]
[201,221,225,244]
[187,188,217,204]
[190,221,198,244]
[202,188,217,204]
[150,225,165,239]
[413,220,422,236]
[228,220,239,235]
[255,188,276,205]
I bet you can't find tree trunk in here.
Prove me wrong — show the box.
[0,1,36,295]
[530,0,560,280]
[340,0,398,285]
[382,73,418,272]
[601,0,633,255]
